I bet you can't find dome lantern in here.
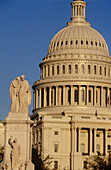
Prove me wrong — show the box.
[70,0,87,24]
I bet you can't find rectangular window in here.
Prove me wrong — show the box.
[81,132,85,137]
[54,144,58,152]
[57,65,59,75]
[54,161,58,169]
[107,133,111,138]
[54,131,58,135]
[96,133,100,137]
[52,66,54,75]
[74,89,78,102]
[88,90,91,103]
[48,65,50,76]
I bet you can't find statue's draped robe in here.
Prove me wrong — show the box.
[11,142,20,168]
[19,80,32,113]
[10,79,19,112]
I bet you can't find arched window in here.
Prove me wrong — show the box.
[96,144,100,152]
[75,64,78,73]
[104,67,106,76]
[48,65,50,76]
[52,66,54,75]
[89,90,91,103]
[94,65,96,75]
[62,65,65,74]
[69,65,71,74]
[81,89,85,102]
[88,65,91,74]
[81,143,85,153]
[100,66,102,75]
[81,65,84,74]
[57,65,59,75]
[74,89,78,102]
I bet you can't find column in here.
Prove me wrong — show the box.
[79,85,81,105]
[75,5,77,16]
[49,87,51,106]
[44,87,46,107]
[83,6,85,17]
[78,127,81,152]
[36,89,38,108]
[74,127,77,152]
[101,87,103,107]
[35,130,37,144]
[87,86,89,105]
[39,88,41,108]
[94,128,96,154]
[33,90,36,109]
[59,87,61,105]
[72,5,74,17]
[56,86,58,106]
[107,88,110,107]
[71,85,74,105]
[94,86,96,106]
[90,128,92,155]
[63,86,66,105]
[81,6,82,16]
[105,129,108,155]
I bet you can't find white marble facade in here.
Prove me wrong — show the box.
[31,0,111,169]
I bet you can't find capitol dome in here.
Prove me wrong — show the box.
[32,1,111,169]
[47,0,109,57]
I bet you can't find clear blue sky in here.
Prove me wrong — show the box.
[0,0,111,120]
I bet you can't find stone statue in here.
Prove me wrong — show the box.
[10,77,21,112]
[10,75,32,113]
[19,75,32,113]
[9,137,21,169]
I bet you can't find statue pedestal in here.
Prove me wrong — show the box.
[0,112,34,170]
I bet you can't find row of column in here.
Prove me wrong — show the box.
[72,127,108,155]
[33,85,111,109]
[72,4,86,17]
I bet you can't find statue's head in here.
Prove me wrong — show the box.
[14,138,17,143]
[21,75,25,81]
[16,77,21,82]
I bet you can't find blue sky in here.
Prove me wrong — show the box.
[0,0,111,120]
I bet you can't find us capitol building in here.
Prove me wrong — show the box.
[31,0,111,169]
